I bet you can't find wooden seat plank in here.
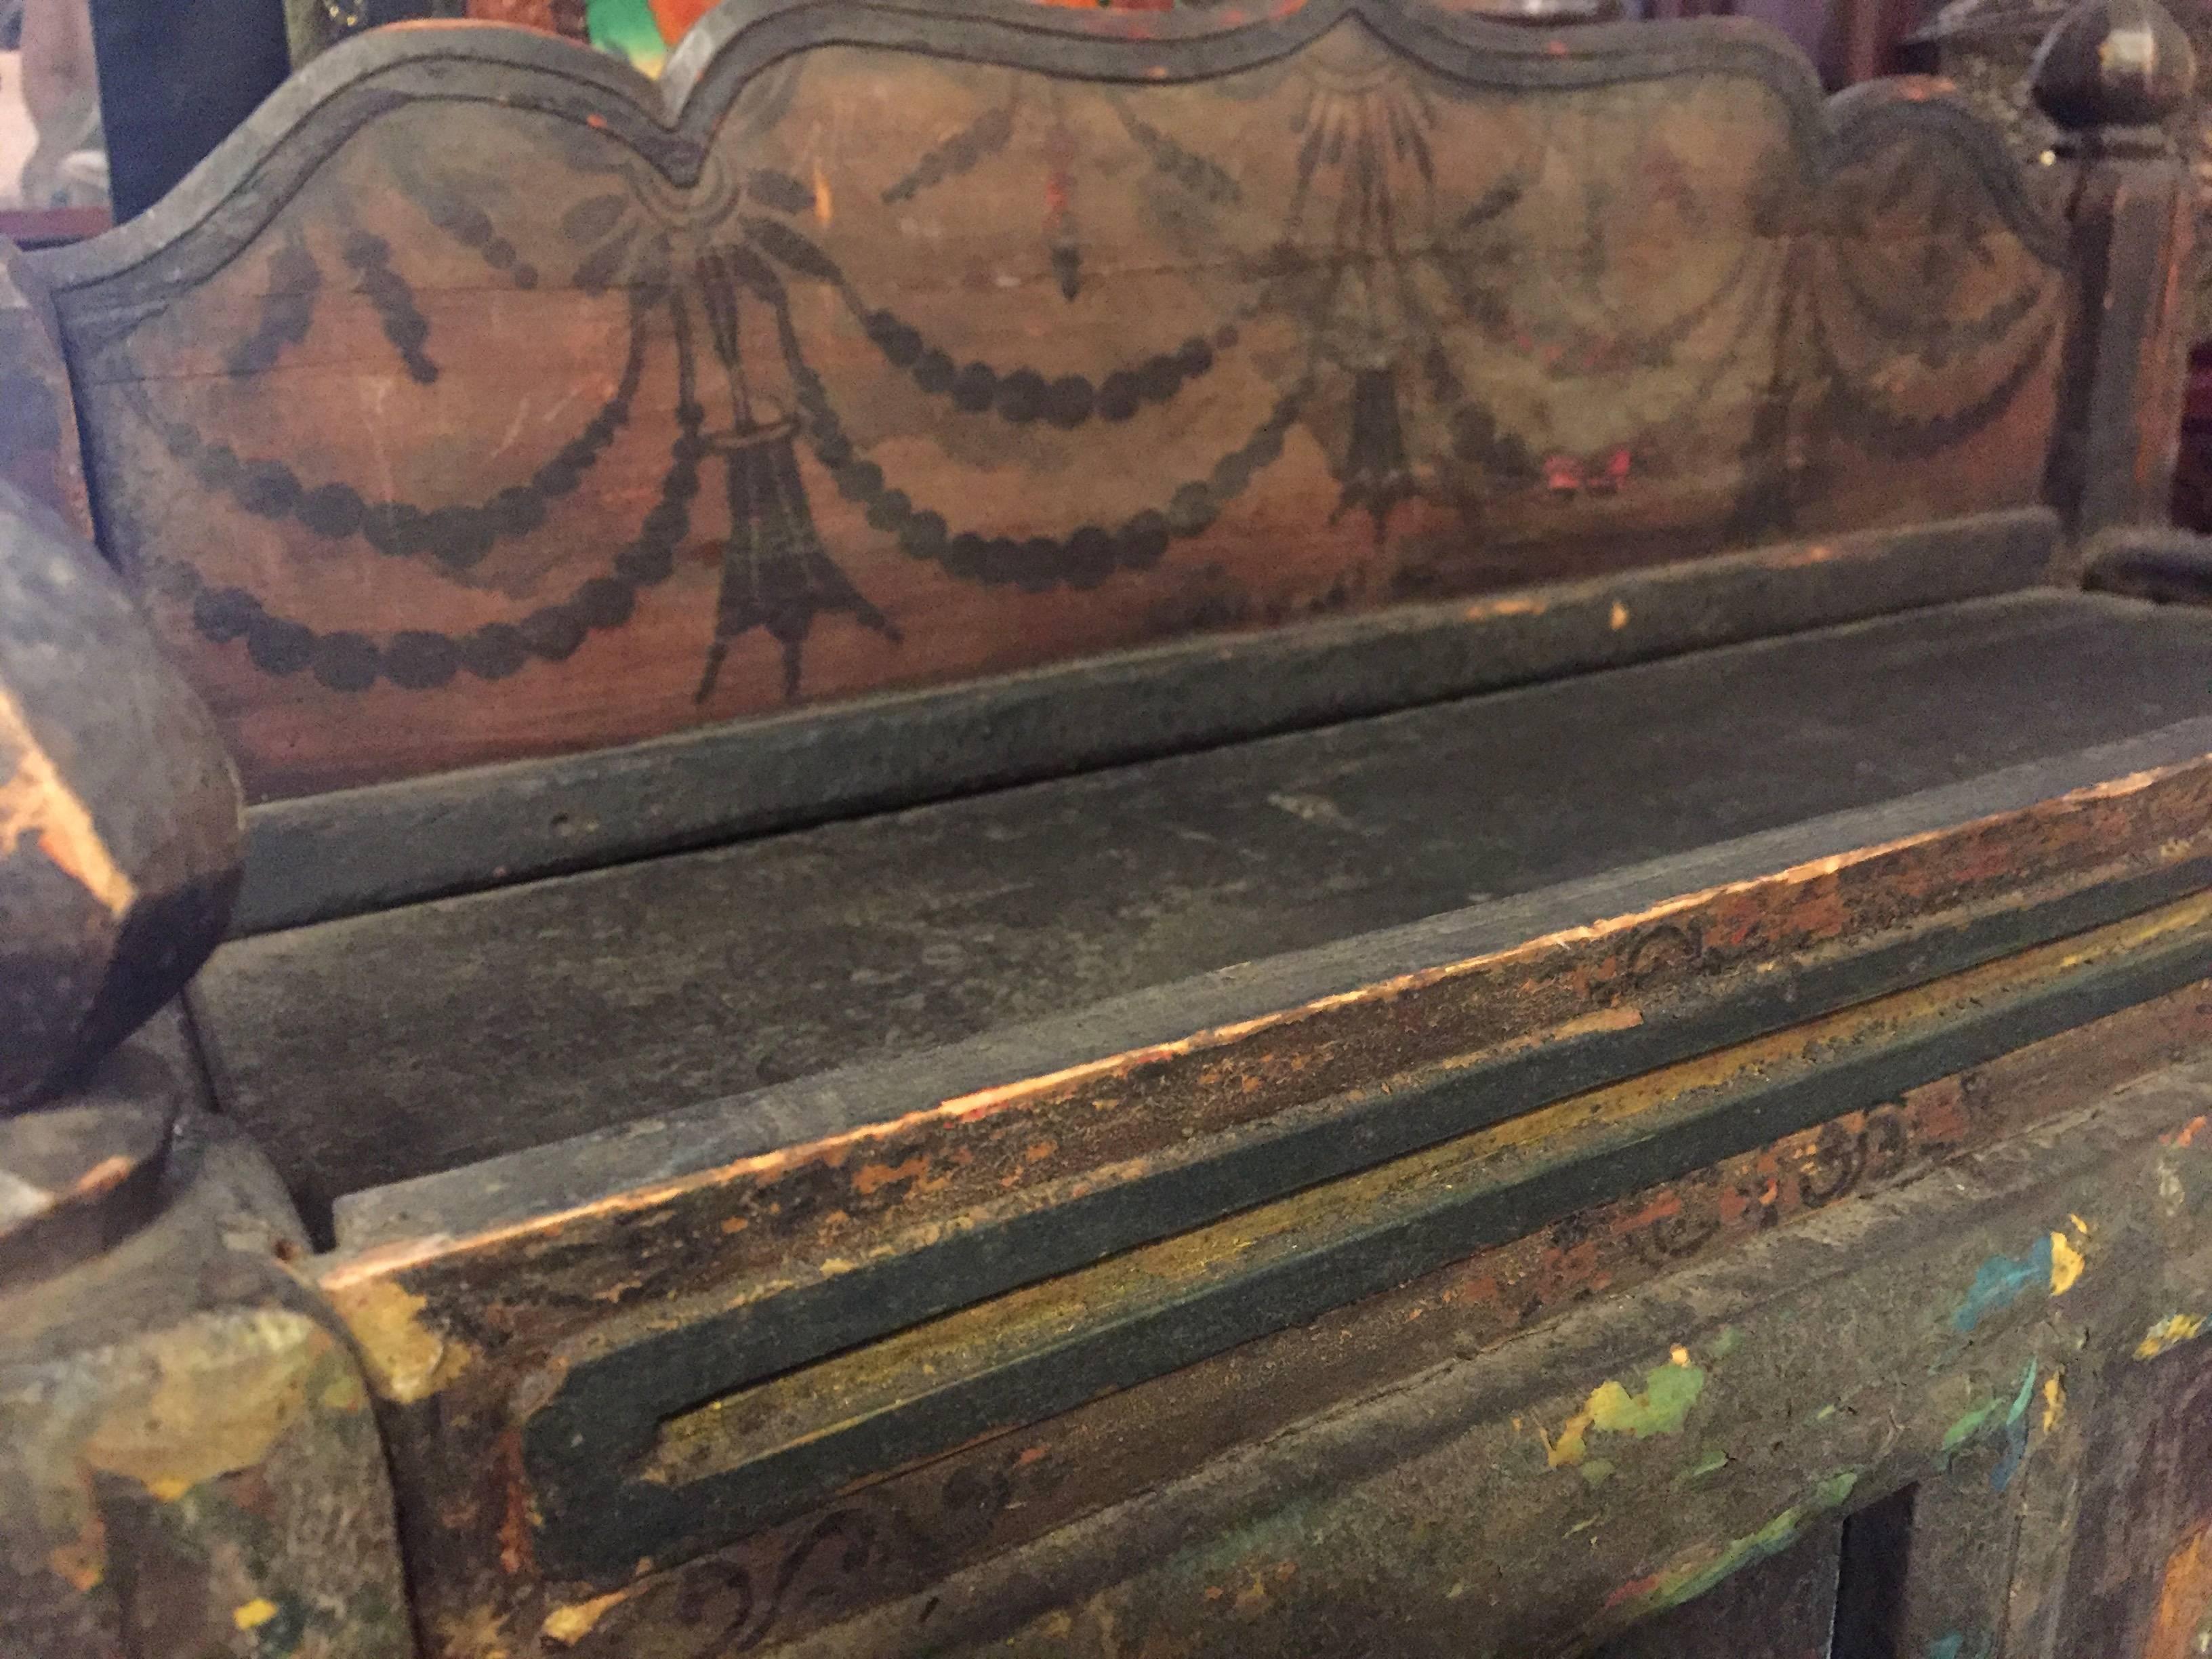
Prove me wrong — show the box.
[193,589,2212,1209]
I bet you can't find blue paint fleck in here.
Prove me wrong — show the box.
[1927,1633,1992,1659]
[1954,1237,2053,1332]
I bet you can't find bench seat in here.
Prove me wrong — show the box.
[195,587,2212,1221]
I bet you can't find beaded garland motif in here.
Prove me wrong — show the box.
[64,14,2070,790]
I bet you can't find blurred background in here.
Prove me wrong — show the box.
[0,0,108,233]
[0,0,2002,239]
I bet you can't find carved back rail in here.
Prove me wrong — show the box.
[21,0,2078,802]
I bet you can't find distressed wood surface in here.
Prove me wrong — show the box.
[295,697,2212,1449]
[233,508,2055,934]
[316,966,2212,1654]
[752,1057,2212,1659]
[198,589,2212,1209]
[0,1043,413,1659]
[513,893,2212,1580]
[1592,1520,1840,1658]
[0,240,91,539]
[2044,156,2198,548]
[26,0,2071,797]
[2050,1255,2212,1658]
[0,485,242,1115]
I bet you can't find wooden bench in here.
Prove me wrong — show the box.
[9,0,2212,1652]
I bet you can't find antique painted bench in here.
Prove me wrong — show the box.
[9,0,2212,1652]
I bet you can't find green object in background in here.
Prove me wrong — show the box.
[587,0,669,72]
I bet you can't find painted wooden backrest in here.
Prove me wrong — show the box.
[32,0,2070,800]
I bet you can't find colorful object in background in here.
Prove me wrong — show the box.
[583,0,1178,72]
[586,0,710,72]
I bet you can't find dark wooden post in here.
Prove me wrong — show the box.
[2035,0,2199,556]
[0,485,417,1656]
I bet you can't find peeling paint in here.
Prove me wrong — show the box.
[44,1510,103,1593]
[1942,1359,2034,1452]
[1675,1446,1730,1485]
[852,1155,930,1197]
[2049,1229,2085,1294]
[2137,1313,2208,1359]
[1607,1471,1858,1617]
[1990,1362,2038,1492]
[1954,1235,2064,1332]
[2146,1523,2212,1659]
[2159,1160,2190,1218]
[541,1586,635,1647]
[323,1275,476,1404]
[1944,1395,2004,1450]
[79,1311,337,1497]
[1544,1349,1706,1470]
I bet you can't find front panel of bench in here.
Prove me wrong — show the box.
[35,0,2068,796]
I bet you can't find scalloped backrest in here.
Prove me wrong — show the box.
[32,0,2072,799]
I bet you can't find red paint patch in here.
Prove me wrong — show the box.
[1605,1572,1665,1610]
[1614,1192,1683,1233]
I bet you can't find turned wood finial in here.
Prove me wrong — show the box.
[2032,0,2198,143]
[0,482,243,1117]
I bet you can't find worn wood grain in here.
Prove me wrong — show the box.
[0,485,242,1114]
[0,1050,411,1659]
[199,590,2212,1212]
[2045,159,2198,552]
[526,975,2212,1656]
[232,508,2057,934]
[508,891,2212,1578]
[24,0,2071,796]
[0,240,91,540]
[758,1059,2212,1659]
[3,0,2207,1652]
[1593,1520,1839,1659]
[327,997,2212,1654]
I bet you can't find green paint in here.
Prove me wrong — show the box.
[1547,1356,1707,1468]
[1708,1327,1744,1360]
[1942,1361,2038,1456]
[1990,1361,2039,1491]
[2007,1362,2038,1425]
[1943,1397,2003,1451]
[1614,1472,1859,1618]
[1580,1458,1616,1488]
[586,0,668,71]
[1591,1361,1706,1436]
[1675,1446,1731,1486]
